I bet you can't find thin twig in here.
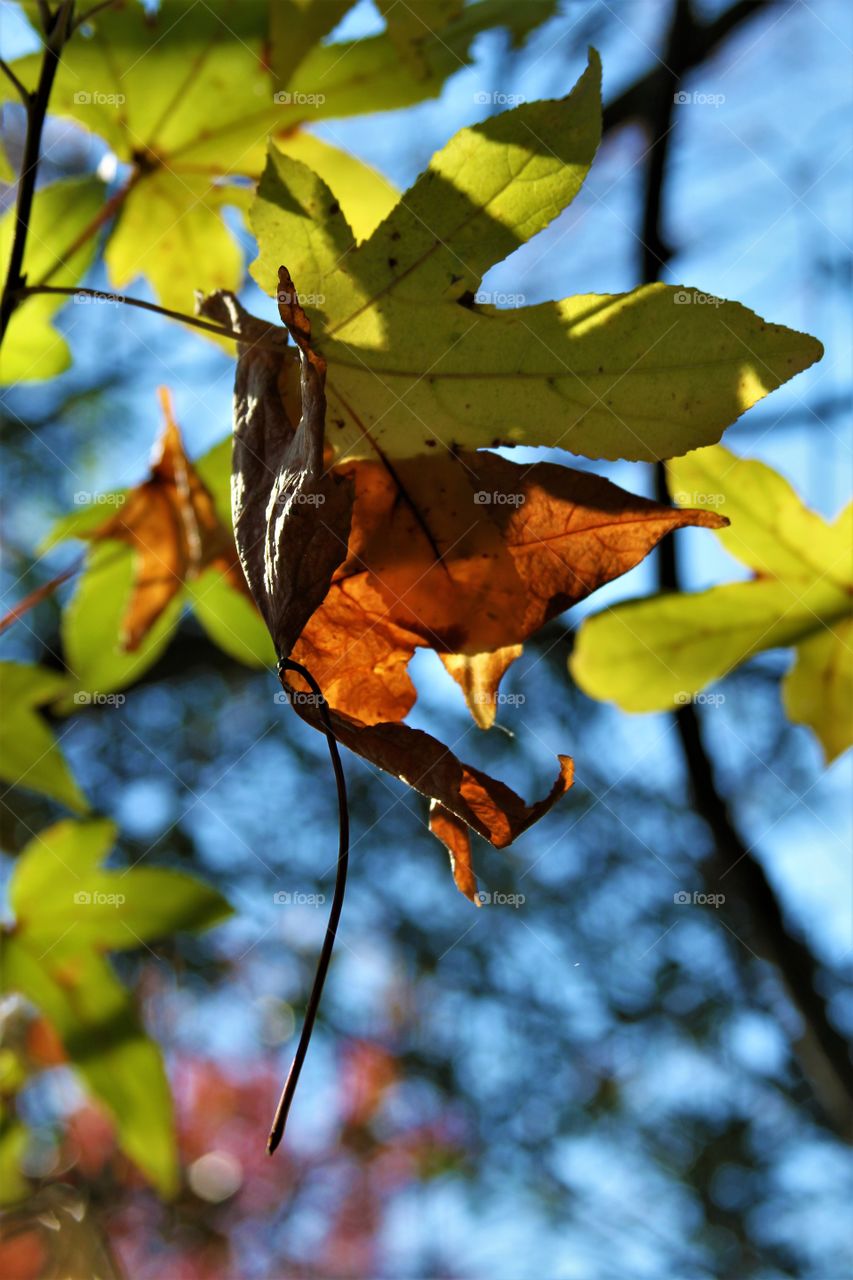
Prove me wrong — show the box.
[267,657,350,1155]
[74,0,119,30]
[0,58,30,106]
[0,557,82,636]
[35,172,141,286]
[0,0,75,352]
[16,284,284,351]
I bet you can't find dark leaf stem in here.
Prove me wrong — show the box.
[267,657,350,1154]
[16,285,288,353]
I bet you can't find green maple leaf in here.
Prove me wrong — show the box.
[249,51,822,465]
[375,0,465,76]
[5,0,555,314]
[570,446,852,762]
[0,818,231,1196]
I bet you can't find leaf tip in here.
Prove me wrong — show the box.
[689,508,730,530]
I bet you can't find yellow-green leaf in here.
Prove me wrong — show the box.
[571,448,851,761]
[61,542,183,706]
[668,443,845,584]
[274,131,398,241]
[322,285,822,464]
[1,818,232,1196]
[254,49,600,314]
[3,2,273,167]
[105,173,248,315]
[287,0,559,118]
[784,619,853,763]
[0,663,88,813]
[1,935,178,1196]
[251,57,821,465]
[269,0,357,88]
[0,1116,30,1206]
[3,0,557,314]
[250,142,361,308]
[376,0,464,76]
[187,569,275,669]
[0,139,13,184]
[9,818,231,952]
[0,178,104,384]
[570,578,843,713]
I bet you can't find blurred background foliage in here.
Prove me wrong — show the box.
[0,1,851,1277]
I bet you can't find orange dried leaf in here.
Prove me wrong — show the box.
[83,389,245,651]
[286,686,573,901]
[200,288,728,897]
[293,451,728,726]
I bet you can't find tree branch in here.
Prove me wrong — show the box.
[638,0,852,1140]
[602,0,773,137]
[0,58,29,106]
[0,1,75,352]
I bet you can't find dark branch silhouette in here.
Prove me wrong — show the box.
[637,0,852,1141]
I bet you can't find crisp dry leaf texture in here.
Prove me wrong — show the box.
[199,281,354,661]
[284,688,574,902]
[292,451,729,725]
[197,253,733,893]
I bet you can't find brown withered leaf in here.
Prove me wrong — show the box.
[198,269,353,661]
[282,687,574,903]
[192,287,726,899]
[83,388,246,651]
[291,450,729,726]
[439,648,524,731]
[282,449,725,895]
